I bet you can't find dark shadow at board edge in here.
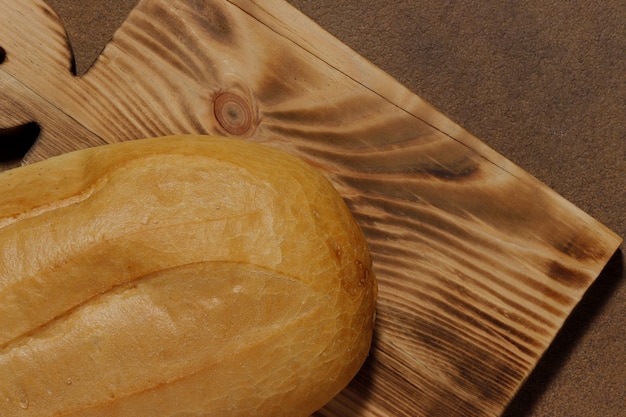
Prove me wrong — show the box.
[501,249,624,417]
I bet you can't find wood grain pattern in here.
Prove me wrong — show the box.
[0,1,621,416]
[0,71,107,169]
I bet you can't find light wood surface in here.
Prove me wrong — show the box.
[0,1,621,416]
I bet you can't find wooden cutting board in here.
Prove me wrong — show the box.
[0,1,621,416]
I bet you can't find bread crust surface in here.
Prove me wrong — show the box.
[0,135,376,417]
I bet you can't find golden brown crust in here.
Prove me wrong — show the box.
[0,135,376,417]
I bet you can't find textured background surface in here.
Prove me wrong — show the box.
[42,1,626,416]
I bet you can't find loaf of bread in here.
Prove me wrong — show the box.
[0,135,377,417]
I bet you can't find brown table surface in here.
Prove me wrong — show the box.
[39,1,626,416]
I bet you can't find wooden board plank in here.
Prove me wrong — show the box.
[0,70,107,168]
[0,1,621,416]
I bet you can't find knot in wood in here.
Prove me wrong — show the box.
[213,92,254,136]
